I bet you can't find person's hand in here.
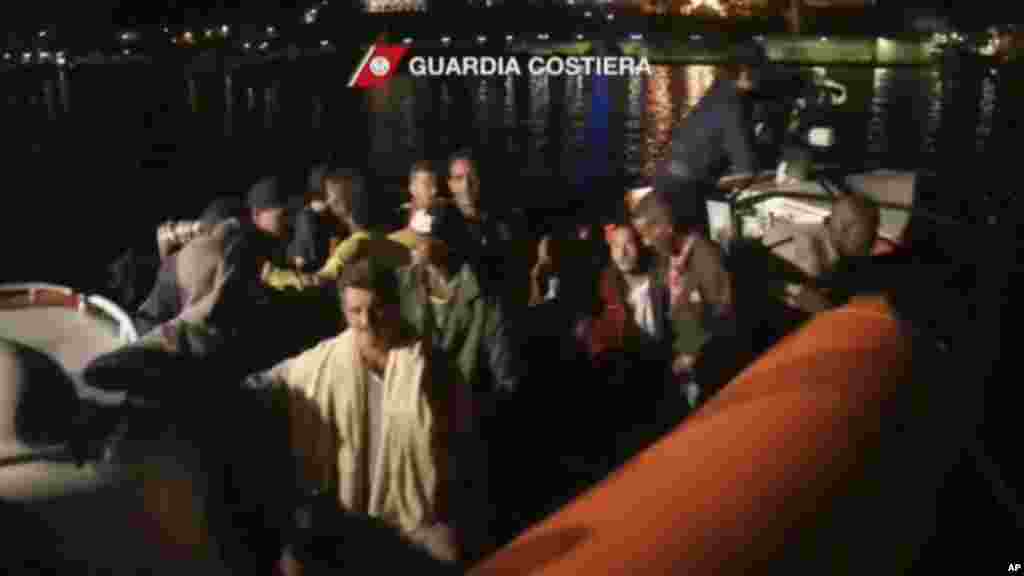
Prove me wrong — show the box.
[783,283,831,313]
[574,317,594,342]
[276,547,304,576]
[156,222,177,259]
[672,353,696,376]
[532,236,555,282]
[293,256,306,270]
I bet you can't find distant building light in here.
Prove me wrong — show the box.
[819,36,828,42]
[477,35,487,44]
[403,37,414,44]
[584,10,592,17]
[163,27,170,33]
[305,9,318,24]
[538,33,549,40]
[3,53,11,61]
[121,31,139,42]
[267,26,276,35]
[22,52,32,62]
[753,35,764,41]
[505,34,514,42]
[39,51,51,59]
[606,13,615,20]
[320,39,330,47]
[56,54,66,66]
[123,49,131,55]
[441,36,451,44]
[38,30,47,38]
[690,34,702,40]
[630,33,643,40]
[244,42,251,49]
[205,29,214,38]
[221,25,230,35]
[260,41,270,50]
[577,34,584,40]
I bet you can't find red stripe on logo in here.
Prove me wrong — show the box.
[349,44,409,89]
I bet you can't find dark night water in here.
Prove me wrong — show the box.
[0,57,1012,287]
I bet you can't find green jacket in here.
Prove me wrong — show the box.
[396,264,518,396]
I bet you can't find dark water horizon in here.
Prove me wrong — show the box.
[1,56,1017,289]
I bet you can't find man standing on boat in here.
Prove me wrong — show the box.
[657,41,767,226]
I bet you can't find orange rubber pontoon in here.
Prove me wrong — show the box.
[472,295,953,575]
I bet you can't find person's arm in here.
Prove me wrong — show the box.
[243,357,294,392]
[718,96,759,189]
[135,259,182,334]
[261,262,313,291]
[482,301,520,395]
[314,234,368,283]
[694,238,733,314]
[288,210,328,272]
[157,220,207,260]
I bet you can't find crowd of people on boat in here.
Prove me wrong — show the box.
[1,41,892,574]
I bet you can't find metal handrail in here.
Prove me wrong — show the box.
[727,189,967,241]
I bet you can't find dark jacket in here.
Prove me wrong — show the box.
[661,78,758,184]
[397,263,519,400]
[461,209,528,307]
[287,208,339,272]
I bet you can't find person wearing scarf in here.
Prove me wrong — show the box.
[628,186,734,409]
[246,258,458,564]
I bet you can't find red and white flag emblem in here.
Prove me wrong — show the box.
[348,44,409,89]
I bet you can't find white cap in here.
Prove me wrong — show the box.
[410,209,434,235]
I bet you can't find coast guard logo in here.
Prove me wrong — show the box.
[349,44,409,89]
[1009,563,1021,572]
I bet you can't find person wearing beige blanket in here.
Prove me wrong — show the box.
[248,258,457,564]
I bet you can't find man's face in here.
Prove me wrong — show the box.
[343,287,396,352]
[324,181,350,220]
[828,201,875,258]
[736,68,756,93]
[255,207,288,238]
[632,216,673,257]
[410,171,437,211]
[610,227,641,274]
[448,159,479,217]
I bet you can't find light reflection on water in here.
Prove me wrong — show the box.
[976,73,997,154]
[645,66,675,179]
[527,73,550,175]
[566,74,587,176]
[624,74,645,179]
[867,67,892,157]
[10,63,1006,201]
[924,67,943,155]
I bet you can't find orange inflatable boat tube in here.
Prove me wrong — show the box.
[472,295,950,575]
